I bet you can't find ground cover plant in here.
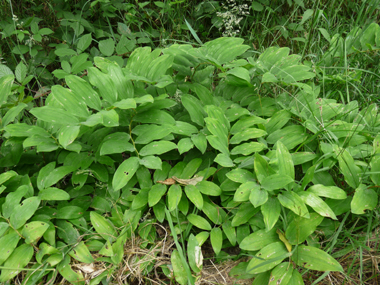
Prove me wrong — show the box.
[1,0,380,284]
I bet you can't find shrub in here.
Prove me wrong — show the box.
[0,35,379,284]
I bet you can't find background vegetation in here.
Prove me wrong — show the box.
[0,0,380,284]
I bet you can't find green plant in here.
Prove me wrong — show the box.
[0,35,379,284]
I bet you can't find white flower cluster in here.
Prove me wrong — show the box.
[216,0,250,37]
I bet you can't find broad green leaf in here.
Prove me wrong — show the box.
[15,62,27,82]
[187,234,203,273]
[225,107,250,122]
[261,197,281,231]
[147,54,174,81]
[0,243,33,282]
[298,192,337,220]
[139,156,162,170]
[116,35,136,54]
[195,232,209,246]
[262,71,278,83]
[371,156,380,185]
[65,75,102,111]
[135,125,172,144]
[278,192,309,218]
[10,197,41,229]
[202,37,249,65]
[51,85,90,118]
[57,221,79,244]
[191,83,214,105]
[336,148,360,188]
[230,128,267,144]
[58,125,81,148]
[268,125,308,150]
[172,121,198,136]
[247,242,289,274]
[234,182,259,202]
[302,165,316,190]
[87,67,117,103]
[227,67,251,83]
[215,153,234,167]
[113,98,136,109]
[269,263,293,285]
[252,272,271,285]
[277,141,295,183]
[55,48,76,57]
[30,106,79,125]
[69,241,94,264]
[226,168,255,183]
[57,255,84,285]
[77,33,92,53]
[0,74,14,107]
[231,142,267,155]
[196,181,221,196]
[230,115,266,134]
[136,166,153,188]
[187,214,211,231]
[185,185,203,210]
[171,250,187,285]
[89,163,109,183]
[291,152,318,165]
[202,200,224,225]
[148,184,167,207]
[99,38,115,56]
[265,110,291,134]
[181,94,204,126]
[254,153,275,184]
[251,1,264,11]
[181,158,202,179]
[0,222,9,237]
[55,206,84,219]
[139,141,177,156]
[261,174,293,191]
[240,228,279,251]
[286,213,324,245]
[0,103,27,129]
[210,227,223,255]
[134,109,175,125]
[22,221,49,244]
[178,138,194,154]
[0,170,17,185]
[222,220,236,246]
[131,189,149,210]
[276,65,315,83]
[168,184,182,211]
[41,165,77,190]
[249,187,268,207]
[100,132,133,156]
[39,187,70,200]
[23,135,58,152]
[231,202,259,227]
[2,186,28,218]
[292,245,343,272]
[207,135,229,155]
[112,157,140,191]
[134,94,154,104]
[191,133,207,154]
[0,232,20,265]
[112,232,128,265]
[308,184,347,199]
[205,117,228,144]
[351,184,378,214]
[90,212,117,242]
[288,270,305,285]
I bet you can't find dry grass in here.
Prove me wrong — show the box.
[9,225,380,285]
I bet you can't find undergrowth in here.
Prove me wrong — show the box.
[0,0,380,284]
